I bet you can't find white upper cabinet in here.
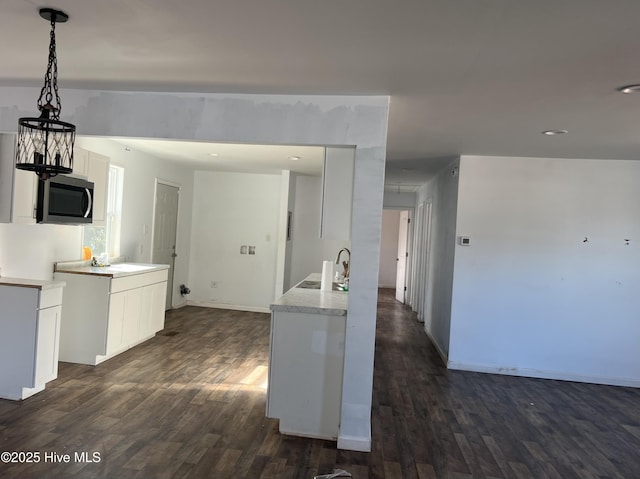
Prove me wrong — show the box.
[74,146,109,227]
[72,146,89,177]
[0,139,110,226]
[0,133,37,224]
[87,151,110,227]
[12,168,38,224]
[320,147,355,240]
[0,134,16,223]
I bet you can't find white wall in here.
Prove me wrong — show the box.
[383,190,416,209]
[188,171,281,311]
[379,209,400,288]
[449,156,640,387]
[0,223,81,280]
[416,160,460,358]
[75,137,195,308]
[287,175,349,289]
[0,87,389,452]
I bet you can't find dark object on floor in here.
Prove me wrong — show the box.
[159,330,180,337]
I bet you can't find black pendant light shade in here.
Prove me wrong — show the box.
[16,8,75,180]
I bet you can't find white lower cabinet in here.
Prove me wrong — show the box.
[0,283,64,400]
[141,281,167,337]
[34,305,62,386]
[266,310,346,440]
[54,269,168,365]
[106,287,143,356]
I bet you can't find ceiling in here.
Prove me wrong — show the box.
[109,138,326,176]
[4,0,640,189]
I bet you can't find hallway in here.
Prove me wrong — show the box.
[373,288,640,478]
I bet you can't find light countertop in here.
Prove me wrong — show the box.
[54,260,170,278]
[0,277,66,290]
[270,273,348,316]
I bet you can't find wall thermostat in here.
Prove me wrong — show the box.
[459,236,471,246]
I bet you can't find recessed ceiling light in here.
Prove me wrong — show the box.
[542,129,568,136]
[288,156,301,161]
[209,153,218,157]
[617,84,640,94]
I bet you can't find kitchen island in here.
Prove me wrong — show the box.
[0,277,66,400]
[53,260,169,365]
[267,273,348,441]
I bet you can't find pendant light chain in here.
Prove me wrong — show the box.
[16,7,75,180]
[37,15,62,120]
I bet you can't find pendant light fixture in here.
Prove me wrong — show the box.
[16,8,75,180]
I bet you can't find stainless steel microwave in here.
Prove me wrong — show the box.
[36,175,94,225]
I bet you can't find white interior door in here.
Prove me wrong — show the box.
[152,182,179,310]
[395,210,410,302]
[422,202,433,327]
[412,202,424,316]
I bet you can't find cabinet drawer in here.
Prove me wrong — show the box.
[110,270,168,293]
[39,287,64,310]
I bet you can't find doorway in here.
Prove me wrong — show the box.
[152,181,180,310]
[378,209,412,303]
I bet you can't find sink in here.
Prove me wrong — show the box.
[107,264,156,273]
[297,280,345,291]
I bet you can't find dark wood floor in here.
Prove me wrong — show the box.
[1,291,639,478]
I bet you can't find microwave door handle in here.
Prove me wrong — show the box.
[84,188,93,218]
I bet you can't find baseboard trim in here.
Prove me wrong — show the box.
[423,327,449,367]
[186,300,270,314]
[447,361,640,388]
[337,433,371,452]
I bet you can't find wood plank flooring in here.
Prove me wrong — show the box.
[0,291,639,478]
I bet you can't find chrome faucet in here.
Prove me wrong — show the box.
[336,248,351,278]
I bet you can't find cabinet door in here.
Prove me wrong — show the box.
[150,282,167,333]
[122,287,142,345]
[87,151,110,227]
[106,291,126,354]
[72,147,89,177]
[0,133,16,223]
[34,305,61,386]
[12,168,37,224]
[140,281,167,337]
[320,147,354,240]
